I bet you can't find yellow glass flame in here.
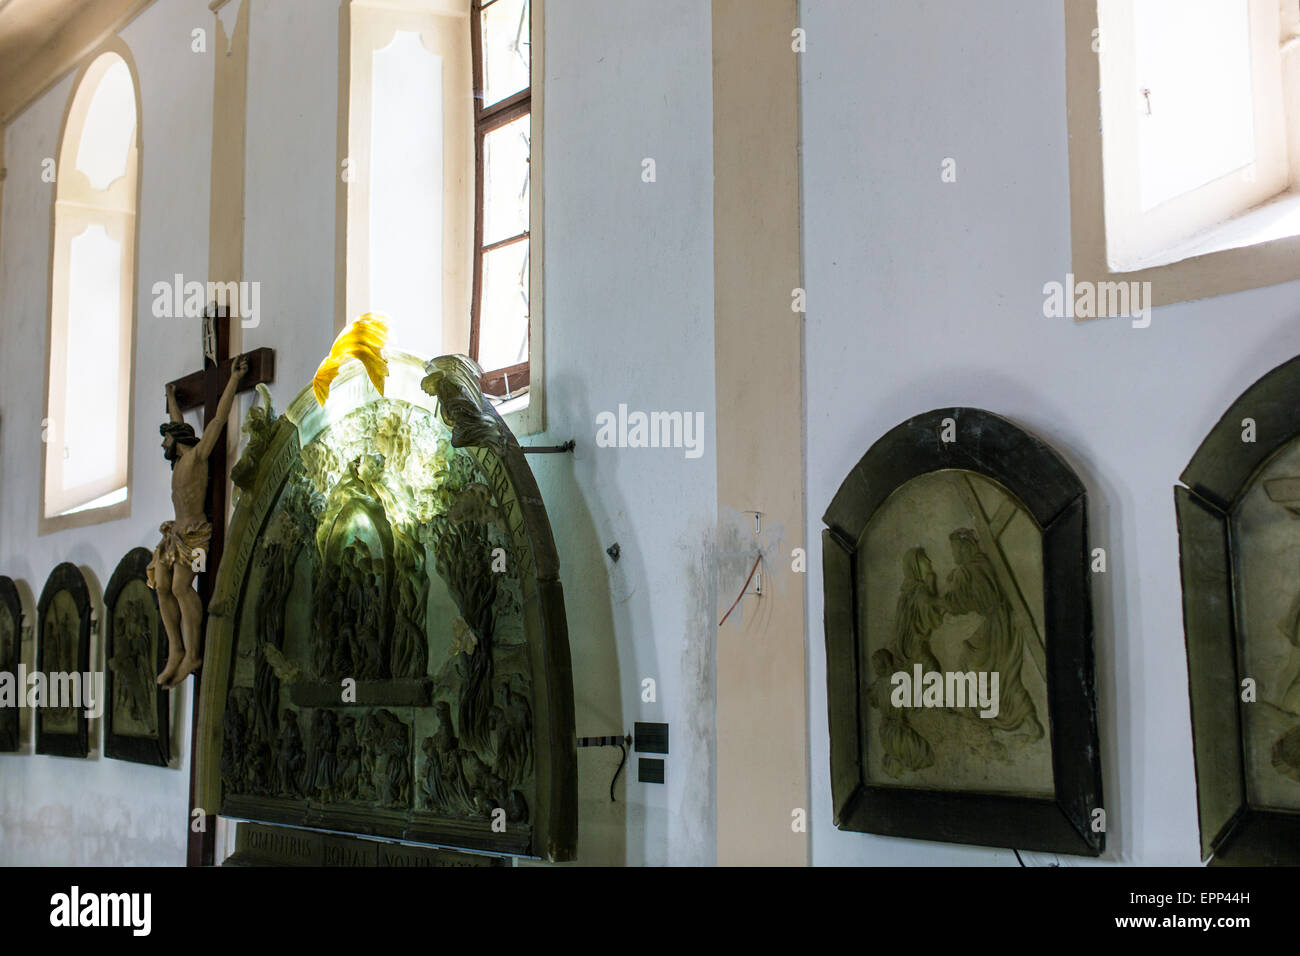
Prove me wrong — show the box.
[312,312,390,405]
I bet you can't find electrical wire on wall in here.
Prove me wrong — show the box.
[718,509,767,628]
[718,554,762,627]
[576,734,632,801]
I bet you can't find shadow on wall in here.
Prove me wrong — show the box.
[1007,416,1128,866]
[525,373,627,865]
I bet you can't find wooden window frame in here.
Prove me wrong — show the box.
[470,0,532,402]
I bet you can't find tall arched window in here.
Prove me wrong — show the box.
[42,44,140,530]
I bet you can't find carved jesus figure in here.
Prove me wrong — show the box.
[148,355,248,687]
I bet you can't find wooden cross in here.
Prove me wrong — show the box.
[951,472,1047,684]
[165,306,274,867]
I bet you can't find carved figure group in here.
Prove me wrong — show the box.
[312,544,389,682]
[223,699,414,810]
[870,530,1043,780]
[420,677,532,824]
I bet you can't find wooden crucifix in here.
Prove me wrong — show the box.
[161,306,273,867]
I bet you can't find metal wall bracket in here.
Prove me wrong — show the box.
[522,439,575,455]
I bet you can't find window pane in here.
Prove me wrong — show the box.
[369,30,443,356]
[478,239,528,373]
[75,58,136,191]
[480,0,529,108]
[482,113,529,246]
[64,223,122,490]
[1133,0,1255,211]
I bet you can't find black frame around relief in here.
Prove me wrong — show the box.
[0,575,25,752]
[103,548,170,767]
[1177,355,1300,866]
[822,407,1104,856]
[35,563,93,758]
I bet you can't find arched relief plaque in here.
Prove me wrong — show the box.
[104,548,170,766]
[35,563,93,758]
[195,351,576,862]
[822,408,1103,856]
[0,576,26,752]
[1177,355,1300,865]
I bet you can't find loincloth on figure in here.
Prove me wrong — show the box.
[146,517,213,589]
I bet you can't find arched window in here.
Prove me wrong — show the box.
[42,44,139,529]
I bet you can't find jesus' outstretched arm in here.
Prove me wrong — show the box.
[194,355,249,461]
[166,381,183,423]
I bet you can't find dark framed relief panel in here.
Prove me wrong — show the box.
[1177,355,1300,865]
[822,407,1103,856]
[35,563,92,758]
[104,548,170,766]
[195,352,576,863]
[0,575,25,752]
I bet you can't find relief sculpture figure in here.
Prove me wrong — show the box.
[867,546,948,778]
[868,647,935,778]
[309,710,340,801]
[1271,544,1300,782]
[944,529,1043,740]
[275,710,305,797]
[1274,578,1300,713]
[108,603,154,727]
[892,548,945,674]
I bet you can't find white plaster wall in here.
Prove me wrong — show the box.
[528,0,717,866]
[241,0,340,403]
[0,0,217,866]
[801,0,1300,866]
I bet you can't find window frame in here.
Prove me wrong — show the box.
[470,0,532,401]
[1065,0,1300,315]
[39,38,141,535]
[1097,0,1288,270]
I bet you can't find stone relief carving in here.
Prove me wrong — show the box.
[108,596,157,734]
[220,389,534,825]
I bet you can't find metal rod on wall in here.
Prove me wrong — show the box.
[521,439,575,454]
